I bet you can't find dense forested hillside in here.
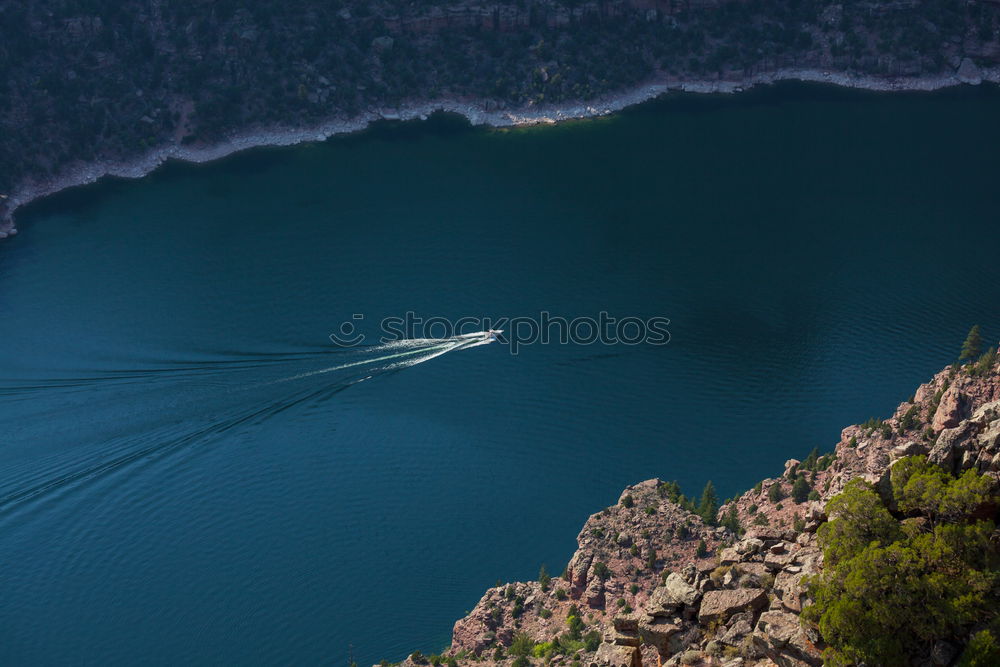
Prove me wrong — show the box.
[1,0,998,215]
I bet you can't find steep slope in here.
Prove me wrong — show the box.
[389,348,1000,666]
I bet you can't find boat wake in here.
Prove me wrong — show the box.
[0,333,498,513]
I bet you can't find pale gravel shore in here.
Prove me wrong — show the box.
[2,66,997,239]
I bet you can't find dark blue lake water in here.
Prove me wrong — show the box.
[1,83,999,664]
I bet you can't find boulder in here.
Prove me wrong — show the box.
[698,588,767,623]
[890,441,927,461]
[719,547,741,565]
[661,572,702,608]
[773,570,807,613]
[764,550,796,572]
[734,538,764,555]
[932,386,965,431]
[719,618,754,646]
[744,528,785,545]
[753,611,822,666]
[731,562,769,586]
[638,617,682,651]
[592,641,640,667]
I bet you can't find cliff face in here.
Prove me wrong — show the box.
[393,351,1000,666]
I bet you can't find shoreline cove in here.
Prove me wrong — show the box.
[2,65,997,239]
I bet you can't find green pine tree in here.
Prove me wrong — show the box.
[720,505,742,535]
[698,480,719,525]
[960,325,983,362]
[695,538,707,557]
[791,474,811,503]
[538,564,551,592]
[802,447,820,471]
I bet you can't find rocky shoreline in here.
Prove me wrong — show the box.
[2,63,998,240]
[392,354,1000,666]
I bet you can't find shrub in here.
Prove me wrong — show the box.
[793,514,805,532]
[720,505,741,535]
[511,657,530,667]
[792,475,811,503]
[658,480,681,502]
[566,611,585,639]
[555,588,567,601]
[709,565,731,584]
[898,404,921,432]
[696,539,707,557]
[512,596,525,618]
[556,635,584,653]
[748,503,758,515]
[808,489,820,501]
[768,483,785,503]
[970,346,998,377]
[630,583,639,594]
[583,631,601,652]
[801,447,820,470]
[539,608,552,619]
[621,495,634,508]
[803,469,999,665]
[753,514,769,526]
[510,632,535,657]
[538,564,551,592]
[959,629,1000,666]
[531,642,554,659]
[679,651,703,665]
[861,416,882,432]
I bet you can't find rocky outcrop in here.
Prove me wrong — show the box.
[932,385,966,431]
[389,352,1000,667]
[697,588,767,624]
